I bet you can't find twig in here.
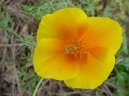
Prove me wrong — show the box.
[0,44,23,47]
[105,81,117,89]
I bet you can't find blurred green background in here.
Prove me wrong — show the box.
[0,0,129,96]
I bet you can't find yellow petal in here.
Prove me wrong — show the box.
[64,47,115,89]
[36,8,87,42]
[78,17,123,55]
[33,38,79,80]
[64,18,122,89]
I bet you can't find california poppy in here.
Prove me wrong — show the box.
[33,8,122,89]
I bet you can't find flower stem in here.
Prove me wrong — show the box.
[32,78,43,96]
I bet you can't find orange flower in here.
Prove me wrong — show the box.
[33,8,122,89]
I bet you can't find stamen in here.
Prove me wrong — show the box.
[64,40,86,55]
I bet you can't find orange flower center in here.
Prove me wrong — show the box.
[64,40,86,56]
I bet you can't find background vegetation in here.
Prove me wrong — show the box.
[0,0,129,96]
